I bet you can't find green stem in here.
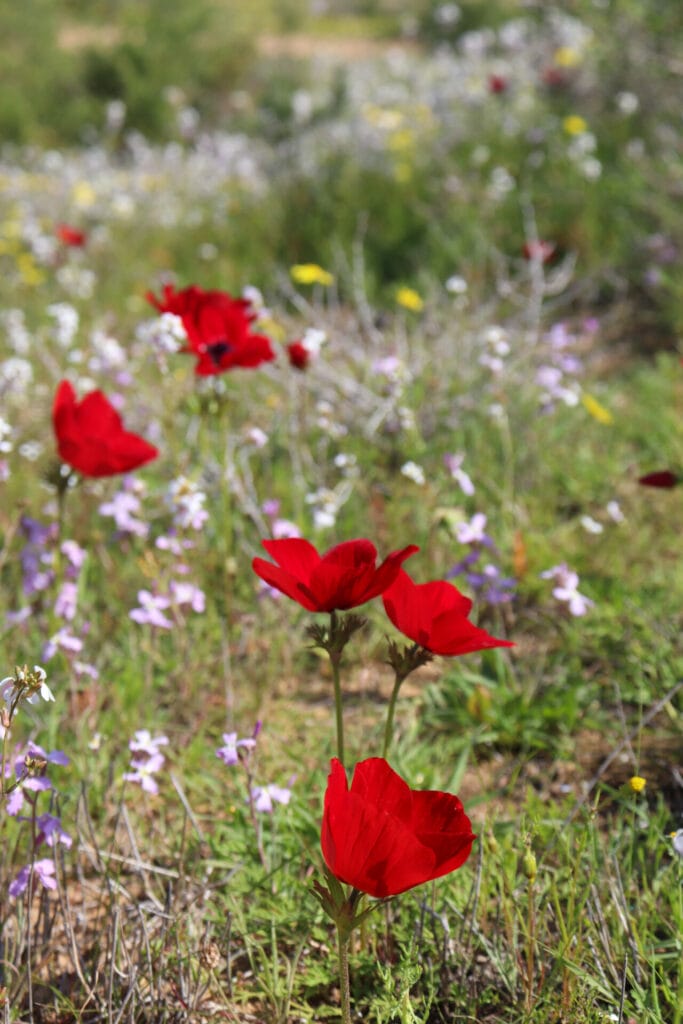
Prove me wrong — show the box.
[56,478,67,546]
[329,612,345,765]
[382,670,406,759]
[525,877,536,1015]
[336,923,352,1024]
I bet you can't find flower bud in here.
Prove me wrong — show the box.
[522,845,537,883]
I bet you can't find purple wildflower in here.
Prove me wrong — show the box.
[9,858,57,898]
[123,752,165,795]
[444,453,475,496]
[169,581,206,613]
[216,731,256,767]
[540,563,594,616]
[61,540,87,575]
[54,581,78,621]
[36,813,73,849]
[43,627,83,660]
[251,784,292,813]
[129,590,173,629]
[124,731,168,795]
[129,730,169,757]
[455,513,490,545]
[99,478,149,538]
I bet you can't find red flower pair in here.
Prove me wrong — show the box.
[321,757,474,898]
[53,380,158,478]
[148,284,275,376]
[252,538,512,656]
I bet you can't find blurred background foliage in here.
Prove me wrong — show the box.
[1,0,683,341]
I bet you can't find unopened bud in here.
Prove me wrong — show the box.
[486,831,500,856]
[522,849,537,883]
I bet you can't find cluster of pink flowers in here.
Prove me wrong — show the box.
[123,730,169,795]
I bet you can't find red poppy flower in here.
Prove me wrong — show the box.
[488,74,508,94]
[287,341,310,371]
[252,538,419,612]
[53,380,158,478]
[56,224,86,248]
[638,470,679,488]
[147,284,275,376]
[541,66,568,89]
[382,570,514,656]
[321,757,475,899]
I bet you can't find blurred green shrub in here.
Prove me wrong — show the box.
[0,0,269,143]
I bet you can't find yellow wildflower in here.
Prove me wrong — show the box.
[72,181,96,208]
[554,46,581,68]
[563,115,588,136]
[395,286,424,312]
[628,776,646,793]
[3,219,21,239]
[290,263,334,287]
[362,104,403,130]
[257,316,286,342]
[387,129,415,153]
[17,253,45,287]
[582,393,613,425]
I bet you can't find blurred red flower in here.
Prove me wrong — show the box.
[56,224,86,247]
[147,284,275,376]
[53,380,158,477]
[321,757,475,898]
[541,67,568,89]
[638,470,679,488]
[252,538,418,612]
[489,74,508,94]
[287,341,310,370]
[383,570,514,656]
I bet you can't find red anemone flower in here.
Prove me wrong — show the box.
[53,380,158,478]
[382,570,514,657]
[56,223,86,248]
[147,284,275,376]
[488,74,508,94]
[638,470,679,488]
[287,341,310,370]
[252,538,419,612]
[321,757,475,899]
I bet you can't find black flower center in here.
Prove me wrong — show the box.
[206,340,232,365]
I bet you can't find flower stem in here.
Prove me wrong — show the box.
[525,876,536,1014]
[336,922,352,1024]
[382,670,406,759]
[329,612,345,765]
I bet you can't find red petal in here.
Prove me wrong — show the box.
[321,758,475,898]
[350,758,412,823]
[361,546,420,604]
[428,612,514,657]
[322,765,437,898]
[251,558,320,611]
[638,470,679,488]
[261,538,320,578]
